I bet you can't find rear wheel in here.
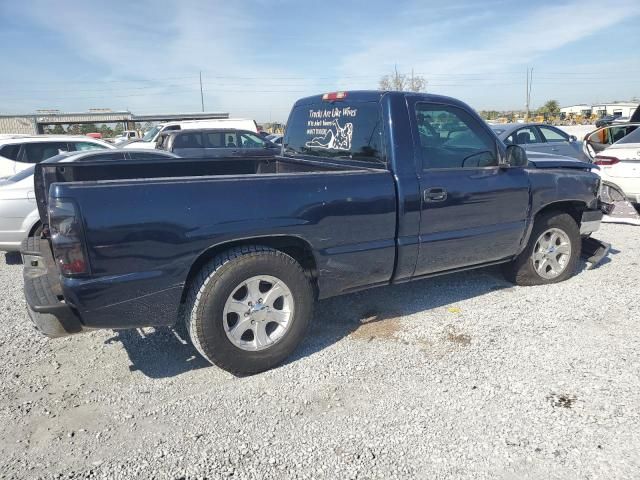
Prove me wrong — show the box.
[184,246,314,375]
[503,212,581,286]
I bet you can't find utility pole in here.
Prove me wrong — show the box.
[525,67,529,121]
[525,67,533,121]
[199,71,204,112]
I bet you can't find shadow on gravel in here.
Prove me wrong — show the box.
[105,325,209,378]
[4,252,23,265]
[284,265,512,367]
[576,245,620,271]
[106,266,511,378]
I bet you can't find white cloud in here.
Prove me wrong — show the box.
[338,0,640,108]
[5,0,312,120]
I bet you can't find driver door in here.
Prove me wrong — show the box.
[409,100,530,277]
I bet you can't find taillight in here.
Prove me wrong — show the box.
[322,91,347,101]
[594,156,620,166]
[48,198,89,275]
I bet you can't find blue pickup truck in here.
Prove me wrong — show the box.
[23,91,607,375]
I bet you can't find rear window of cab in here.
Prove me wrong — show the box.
[283,101,385,166]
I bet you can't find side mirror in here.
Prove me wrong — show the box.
[569,135,577,142]
[503,144,528,167]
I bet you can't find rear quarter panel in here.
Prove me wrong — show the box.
[52,170,397,328]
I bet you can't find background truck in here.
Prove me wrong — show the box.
[23,91,606,375]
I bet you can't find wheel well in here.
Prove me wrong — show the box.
[535,201,586,225]
[180,236,318,304]
[28,220,42,237]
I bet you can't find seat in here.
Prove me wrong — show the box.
[516,132,531,144]
[227,141,237,148]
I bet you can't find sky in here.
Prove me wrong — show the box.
[1,0,639,122]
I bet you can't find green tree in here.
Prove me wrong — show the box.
[79,123,99,134]
[67,124,81,135]
[538,100,560,116]
[97,124,114,138]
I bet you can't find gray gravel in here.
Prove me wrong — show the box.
[0,223,638,479]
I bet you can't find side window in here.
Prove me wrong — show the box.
[415,103,497,169]
[609,126,631,143]
[205,132,225,148]
[23,142,69,163]
[0,144,21,160]
[538,126,568,143]
[173,132,203,149]
[224,133,238,148]
[238,132,265,148]
[511,127,542,145]
[73,142,107,152]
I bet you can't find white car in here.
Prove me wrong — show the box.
[123,119,259,149]
[0,135,113,178]
[594,127,640,204]
[0,149,178,252]
[113,130,139,144]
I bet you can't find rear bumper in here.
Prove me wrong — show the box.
[22,236,84,337]
[579,208,603,235]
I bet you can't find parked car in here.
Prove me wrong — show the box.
[0,135,113,178]
[266,134,283,145]
[23,90,607,375]
[490,123,587,161]
[113,130,139,144]
[155,129,280,158]
[582,123,640,160]
[0,149,178,252]
[123,119,259,149]
[593,126,640,204]
[595,114,622,128]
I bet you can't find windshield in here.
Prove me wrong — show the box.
[283,101,385,166]
[141,126,161,142]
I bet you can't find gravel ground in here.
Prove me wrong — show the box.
[0,223,638,479]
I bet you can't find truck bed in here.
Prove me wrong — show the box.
[35,155,364,223]
[35,154,398,328]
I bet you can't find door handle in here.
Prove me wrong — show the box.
[424,187,447,202]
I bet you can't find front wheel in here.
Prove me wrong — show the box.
[184,246,314,375]
[503,212,581,286]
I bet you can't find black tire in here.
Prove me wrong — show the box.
[503,211,581,286]
[184,245,314,375]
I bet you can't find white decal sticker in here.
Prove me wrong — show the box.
[305,107,357,151]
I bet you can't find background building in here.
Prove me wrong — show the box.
[561,101,639,119]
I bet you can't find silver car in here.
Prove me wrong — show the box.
[0,149,178,252]
[490,123,588,161]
